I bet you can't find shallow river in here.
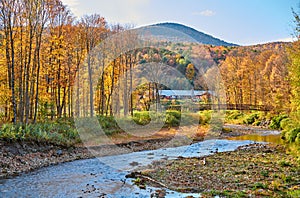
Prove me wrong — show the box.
[0,127,282,198]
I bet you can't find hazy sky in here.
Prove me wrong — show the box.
[61,0,299,46]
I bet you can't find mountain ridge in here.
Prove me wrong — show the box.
[150,22,238,46]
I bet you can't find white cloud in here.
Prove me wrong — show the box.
[61,0,79,6]
[193,10,216,17]
[109,0,150,24]
[61,0,80,16]
[63,0,150,24]
[276,37,296,42]
[243,37,296,46]
[83,0,150,25]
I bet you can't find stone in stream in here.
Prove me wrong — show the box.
[129,161,139,166]
[55,150,63,156]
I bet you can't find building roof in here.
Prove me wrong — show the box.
[159,90,210,97]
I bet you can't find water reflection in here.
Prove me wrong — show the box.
[228,133,299,157]
[228,134,284,145]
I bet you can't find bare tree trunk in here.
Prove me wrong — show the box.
[9,23,17,124]
[123,55,129,116]
[129,55,133,116]
[87,54,94,117]
[107,60,116,116]
[18,24,24,123]
[24,28,34,124]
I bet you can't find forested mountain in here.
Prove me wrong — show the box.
[152,23,237,46]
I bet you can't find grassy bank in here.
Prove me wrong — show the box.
[0,119,80,146]
[0,110,213,146]
[1,110,299,148]
[225,110,300,145]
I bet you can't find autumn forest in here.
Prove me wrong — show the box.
[1,0,300,197]
[0,0,299,138]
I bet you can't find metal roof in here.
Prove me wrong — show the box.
[159,90,209,96]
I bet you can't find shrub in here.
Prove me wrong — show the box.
[166,110,181,120]
[0,122,80,146]
[226,110,244,120]
[199,110,212,125]
[296,133,300,144]
[285,128,300,143]
[270,114,288,130]
[98,115,119,129]
[164,113,180,127]
[280,118,292,131]
[210,117,223,132]
[287,190,300,198]
[133,111,151,125]
[243,113,259,125]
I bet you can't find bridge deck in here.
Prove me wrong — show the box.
[167,104,271,111]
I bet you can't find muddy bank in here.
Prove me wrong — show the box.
[221,124,281,138]
[0,140,91,179]
[0,135,201,179]
[129,143,300,197]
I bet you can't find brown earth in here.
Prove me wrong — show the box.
[129,144,300,197]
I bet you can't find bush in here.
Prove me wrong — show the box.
[210,117,223,132]
[296,133,300,144]
[226,110,244,120]
[98,115,119,129]
[243,113,259,125]
[284,128,300,143]
[280,118,293,131]
[115,110,188,129]
[199,110,212,125]
[164,113,180,127]
[133,111,151,125]
[0,122,80,146]
[166,110,181,120]
[270,114,288,130]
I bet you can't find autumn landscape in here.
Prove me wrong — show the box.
[0,0,300,197]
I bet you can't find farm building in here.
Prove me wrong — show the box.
[159,90,213,100]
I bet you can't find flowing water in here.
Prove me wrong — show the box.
[0,127,282,198]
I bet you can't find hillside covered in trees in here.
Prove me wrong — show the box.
[151,23,238,46]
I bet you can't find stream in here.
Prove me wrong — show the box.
[0,126,282,198]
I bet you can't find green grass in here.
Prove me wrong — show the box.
[287,190,300,198]
[0,110,205,146]
[225,110,266,126]
[0,122,80,146]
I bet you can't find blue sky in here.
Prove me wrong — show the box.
[61,0,299,45]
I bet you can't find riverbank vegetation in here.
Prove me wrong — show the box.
[0,110,211,146]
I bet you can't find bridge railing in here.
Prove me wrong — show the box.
[165,104,271,111]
